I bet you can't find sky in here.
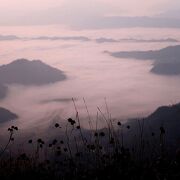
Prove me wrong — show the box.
[0,0,180,27]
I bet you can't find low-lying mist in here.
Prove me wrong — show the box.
[0,26,180,140]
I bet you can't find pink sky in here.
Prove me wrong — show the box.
[0,0,178,16]
[0,0,179,26]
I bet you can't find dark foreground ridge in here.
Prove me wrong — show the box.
[126,103,180,149]
[108,45,180,75]
[0,103,180,179]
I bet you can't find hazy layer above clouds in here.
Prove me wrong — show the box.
[0,0,180,28]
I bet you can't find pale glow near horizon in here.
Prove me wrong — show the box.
[0,0,179,16]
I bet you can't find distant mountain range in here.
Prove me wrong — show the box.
[0,35,90,42]
[32,36,90,41]
[108,45,180,75]
[0,59,66,99]
[0,35,20,41]
[0,107,18,123]
[1,34,179,45]
[96,38,179,43]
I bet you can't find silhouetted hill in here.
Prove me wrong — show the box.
[109,45,180,61]
[147,104,180,146]
[108,45,180,75]
[0,59,66,85]
[151,62,180,75]
[0,107,18,123]
[147,103,180,124]
[126,103,180,149]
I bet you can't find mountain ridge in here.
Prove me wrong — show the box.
[0,107,18,123]
[108,45,180,75]
[0,58,66,85]
[0,59,66,99]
